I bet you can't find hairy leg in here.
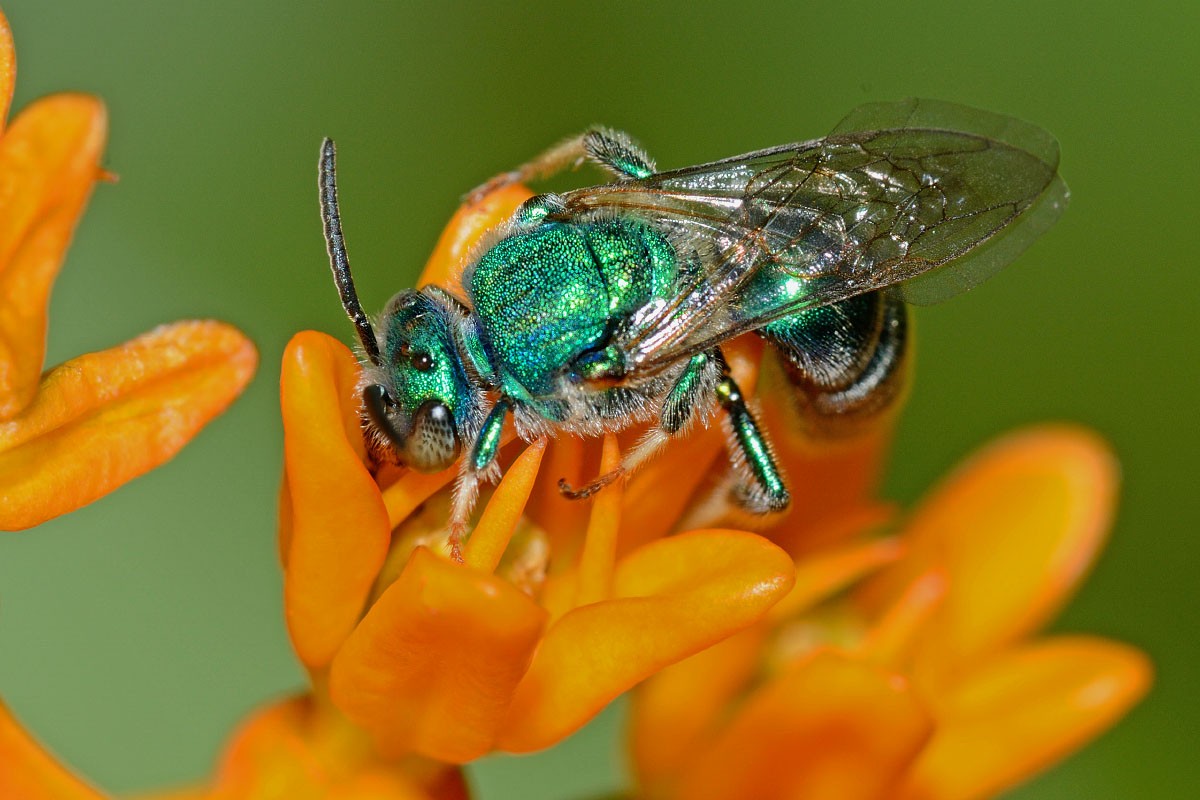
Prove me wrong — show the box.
[467,127,655,204]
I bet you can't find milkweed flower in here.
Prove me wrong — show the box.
[0,7,255,798]
[0,7,1149,794]
[0,9,256,529]
[629,426,1152,800]
[278,183,796,764]
[0,692,469,800]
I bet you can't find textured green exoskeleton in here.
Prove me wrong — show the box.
[318,99,1068,549]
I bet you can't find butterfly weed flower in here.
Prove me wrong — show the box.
[0,9,256,530]
[278,183,796,764]
[0,14,1148,794]
[629,425,1152,800]
[0,7,255,798]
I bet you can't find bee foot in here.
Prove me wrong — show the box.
[448,523,466,564]
[557,468,626,500]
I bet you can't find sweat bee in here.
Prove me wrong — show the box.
[318,98,1067,554]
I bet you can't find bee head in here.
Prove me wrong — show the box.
[318,139,478,472]
[363,288,476,472]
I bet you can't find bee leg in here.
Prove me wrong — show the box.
[466,128,655,203]
[759,289,910,438]
[448,397,511,562]
[581,128,656,180]
[558,350,721,500]
[716,370,790,514]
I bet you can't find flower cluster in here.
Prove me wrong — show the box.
[0,7,1150,799]
[0,11,255,531]
[0,7,254,795]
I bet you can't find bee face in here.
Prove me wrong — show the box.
[365,289,471,471]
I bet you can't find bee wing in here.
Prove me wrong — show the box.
[557,99,1068,373]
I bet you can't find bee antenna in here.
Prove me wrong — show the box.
[319,138,382,366]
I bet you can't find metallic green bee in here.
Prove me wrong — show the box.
[318,98,1067,550]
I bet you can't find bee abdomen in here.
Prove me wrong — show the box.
[758,290,910,437]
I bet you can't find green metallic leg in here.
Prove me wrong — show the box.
[661,351,720,434]
[471,398,511,474]
[467,128,654,204]
[560,350,721,500]
[448,397,512,562]
[716,372,790,514]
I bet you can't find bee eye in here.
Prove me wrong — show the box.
[412,351,434,372]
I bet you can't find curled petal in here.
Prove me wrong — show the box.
[0,321,255,529]
[496,529,794,752]
[770,534,902,622]
[676,650,932,800]
[210,696,464,800]
[630,626,769,791]
[0,10,12,126]
[464,439,547,572]
[524,436,590,558]
[897,636,1152,800]
[329,547,548,763]
[574,434,622,605]
[281,331,389,668]
[859,569,946,669]
[676,652,926,800]
[418,183,532,290]
[0,94,107,418]
[0,698,105,800]
[632,535,898,787]
[866,426,1119,679]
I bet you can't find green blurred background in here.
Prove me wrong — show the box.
[0,1,1195,797]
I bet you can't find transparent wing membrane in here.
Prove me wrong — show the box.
[556,99,1066,372]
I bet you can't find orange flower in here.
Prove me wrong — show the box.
[277,183,796,765]
[0,9,256,529]
[629,426,1152,800]
[0,693,468,800]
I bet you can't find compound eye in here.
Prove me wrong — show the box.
[412,351,434,372]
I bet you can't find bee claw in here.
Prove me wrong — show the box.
[557,469,625,500]
[447,520,468,564]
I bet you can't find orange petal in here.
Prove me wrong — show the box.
[281,331,390,668]
[897,636,1152,800]
[378,426,518,533]
[866,426,1118,680]
[464,438,547,572]
[628,528,896,755]
[0,320,255,529]
[130,789,209,800]
[0,10,13,127]
[630,625,769,792]
[496,529,794,752]
[675,650,932,800]
[0,94,107,418]
[523,435,590,558]
[0,698,105,800]
[769,534,902,622]
[573,434,622,605]
[329,547,547,763]
[278,463,294,566]
[380,465,457,531]
[756,351,897,556]
[617,421,724,555]
[210,695,459,800]
[418,183,532,291]
[858,569,946,669]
